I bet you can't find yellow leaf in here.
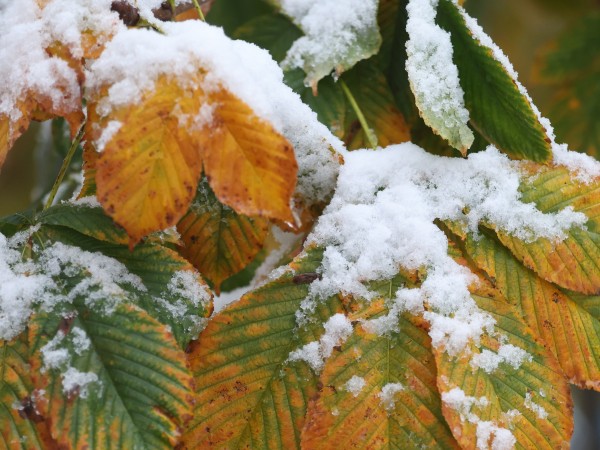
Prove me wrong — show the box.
[202,87,297,224]
[94,78,204,246]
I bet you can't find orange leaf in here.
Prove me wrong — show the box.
[94,78,204,246]
[202,87,297,224]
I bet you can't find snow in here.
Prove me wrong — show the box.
[378,383,405,411]
[85,20,342,206]
[301,143,585,356]
[406,0,474,151]
[442,387,516,450]
[0,0,121,122]
[62,367,100,399]
[71,327,91,355]
[524,392,548,420]
[95,120,122,152]
[0,228,147,341]
[280,0,380,85]
[344,375,366,397]
[41,331,70,370]
[288,313,353,371]
[470,344,532,374]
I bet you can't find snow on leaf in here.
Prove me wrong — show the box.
[29,303,194,450]
[448,222,600,391]
[300,293,459,449]
[405,0,474,154]
[434,278,573,450]
[493,164,600,294]
[279,0,382,89]
[436,0,553,162]
[183,248,344,449]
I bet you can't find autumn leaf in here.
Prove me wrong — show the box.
[90,74,297,246]
[183,248,343,449]
[301,278,459,449]
[177,179,269,293]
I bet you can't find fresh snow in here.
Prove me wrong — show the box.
[406,0,474,151]
[280,0,379,85]
[344,375,366,397]
[301,143,585,357]
[85,20,342,206]
[288,313,353,371]
[378,383,405,411]
[442,387,516,450]
[524,392,549,420]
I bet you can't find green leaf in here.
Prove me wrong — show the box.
[29,303,194,450]
[39,203,129,245]
[177,180,269,294]
[436,0,552,161]
[233,13,302,62]
[38,224,212,348]
[206,0,275,36]
[183,248,344,449]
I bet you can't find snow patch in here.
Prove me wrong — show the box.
[344,375,366,397]
[378,383,405,411]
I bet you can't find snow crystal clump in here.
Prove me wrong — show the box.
[442,387,516,450]
[302,143,585,356]
[406,0,474,151]
[280,0,379,84]
[288,313,353,371]
[0,0,120,121]
[62,367,100,399]
[470,344,532,374]
[378,383,405,411]
[85,20,342,204]
[344,375,366,397]
[524,392,548,420]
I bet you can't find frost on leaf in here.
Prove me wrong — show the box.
[406,0,474,154]
[279,0,382,89]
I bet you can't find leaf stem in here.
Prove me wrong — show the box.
[339,79,378,149]
[191,0,206,21]
[43,122,85,211]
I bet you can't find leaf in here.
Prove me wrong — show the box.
[91,78,204,246]
[39,203,129,245]
[448,224,600,390]
[300,279,459,449]
[433,282,573,449]
[177,180,269,293]
[38,223,212,348]
[91,75,297,245]
[342,62,410,150]
[0,334,55,449]
[279,1,382,88]
[233,13,302,63]
[29,303,194,450]
[183,248,344,449]
[493,165,600,294]
[201,84,297,224]
[436,0,552,161]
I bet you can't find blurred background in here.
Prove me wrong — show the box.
[1,0,599,447]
